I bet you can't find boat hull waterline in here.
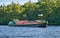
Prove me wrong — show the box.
[9,24,47,27]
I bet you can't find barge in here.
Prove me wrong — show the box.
[8,20,48,27]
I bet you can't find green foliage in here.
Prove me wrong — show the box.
[0,0,60,25]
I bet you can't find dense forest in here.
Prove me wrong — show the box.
[0,0,60,25]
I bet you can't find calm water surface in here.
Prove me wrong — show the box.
[0,25,60,38]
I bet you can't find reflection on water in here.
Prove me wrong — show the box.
[0,25,60,38]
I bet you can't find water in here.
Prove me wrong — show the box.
[0,25,60,38]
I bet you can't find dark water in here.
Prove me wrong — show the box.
[0,25,60,38]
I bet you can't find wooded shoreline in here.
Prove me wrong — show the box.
[0,0,60,25]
